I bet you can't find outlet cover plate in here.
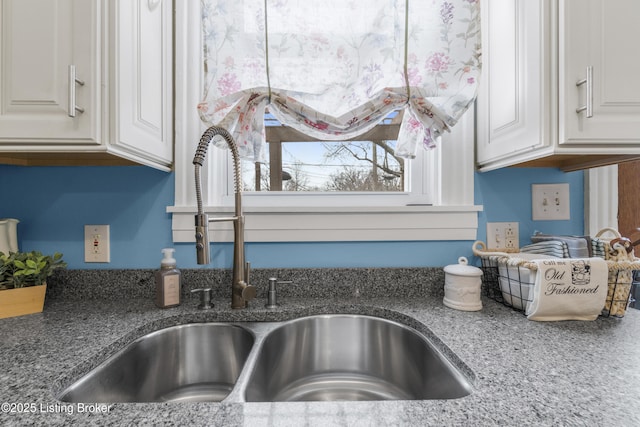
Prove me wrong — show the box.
[84,225,110,263]
[486,222,519,250]
[532,183,570,220]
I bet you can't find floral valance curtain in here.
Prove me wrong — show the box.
[198,0,481,162]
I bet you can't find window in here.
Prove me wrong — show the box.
[244,111,406,193]
[169,2,482,243]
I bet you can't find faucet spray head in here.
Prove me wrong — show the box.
[195,213,210,265]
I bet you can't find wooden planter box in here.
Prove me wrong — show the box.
[0,283,46,319]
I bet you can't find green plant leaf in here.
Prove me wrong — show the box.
[0,250,66,288]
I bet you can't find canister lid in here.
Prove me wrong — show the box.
[443,256,483,277]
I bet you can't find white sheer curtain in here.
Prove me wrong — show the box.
[198,0,481,162]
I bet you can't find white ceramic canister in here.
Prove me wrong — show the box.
[443,256,483,311]
[0,218,19,254]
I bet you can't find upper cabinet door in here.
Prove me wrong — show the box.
[111,0,173,164]
[476,1,554,164]
[559,0,640,145]
[0,0,99,143]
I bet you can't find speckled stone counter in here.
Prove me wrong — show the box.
[0,268,639,426]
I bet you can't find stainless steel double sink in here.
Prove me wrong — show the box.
[57,314,473,403]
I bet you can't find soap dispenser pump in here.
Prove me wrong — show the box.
[155,248,181,308]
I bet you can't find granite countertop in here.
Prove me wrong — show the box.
[0,269,639,426]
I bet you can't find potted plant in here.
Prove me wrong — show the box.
[0,251,66,319]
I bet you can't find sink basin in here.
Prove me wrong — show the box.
[57,314,472,403]
[57,323,254,403]
[244,314,472,402]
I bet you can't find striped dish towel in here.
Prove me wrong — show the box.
[591,238,607,259]
[520,241,569,258]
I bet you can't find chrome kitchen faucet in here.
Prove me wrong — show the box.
[193,126,256,309]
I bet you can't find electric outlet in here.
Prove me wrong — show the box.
[487,222,519,250]
[532,183,570,220]
[84,225,110,263]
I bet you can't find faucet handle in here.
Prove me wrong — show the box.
[191,288,213,310]
[239,281,257,302]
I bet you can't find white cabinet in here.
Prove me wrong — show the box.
[559,0,640,147]
[0,0,173,171]
[477,0,640,172]
[0,0,98,143]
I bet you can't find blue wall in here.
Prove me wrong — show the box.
[0,164,583,269]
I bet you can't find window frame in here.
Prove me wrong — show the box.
[168,2,482,243]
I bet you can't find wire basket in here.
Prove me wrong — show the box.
[478,253,503,303]
[472,240,638,318]
[603,264,637,317]
[473,242,541,312]
[595,227,639,317]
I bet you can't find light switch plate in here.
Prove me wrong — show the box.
[532,183,570,220]
[84,225,110,263]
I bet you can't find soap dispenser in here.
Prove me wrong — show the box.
[155,248,181,308]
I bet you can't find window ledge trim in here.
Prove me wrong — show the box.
[167,204,483,214]
[169,205,483,243]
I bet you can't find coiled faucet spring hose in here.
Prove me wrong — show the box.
[193,126,243,215]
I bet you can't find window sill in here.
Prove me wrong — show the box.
[168,205,483,243]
